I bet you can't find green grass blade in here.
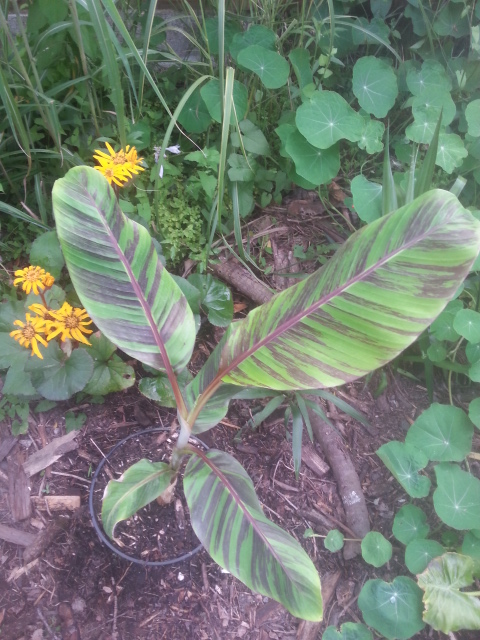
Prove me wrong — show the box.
[138,0,158,110]
[0,201,50,229]
[382,125,397,215]
[0,65,31,162]
[415,110,442,198]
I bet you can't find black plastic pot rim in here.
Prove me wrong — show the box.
[88,426,205,567]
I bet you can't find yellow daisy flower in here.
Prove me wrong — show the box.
[10,313,48,359]
[43,273,55,288]
[47,302,93,345]
[94,160,130,186]
[28,303,56,336]
[93,142,145,185]
[13,265,47,295]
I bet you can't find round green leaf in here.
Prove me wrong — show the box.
[324,529,344,552]
[350,175,382,223]
[430,301,463,341]
[405,539,444,574]
[406,60,452,97]
[411,91,456,127]
[361,531,392,567]
[205,17,241,56]
[462,530,480,559]
[469,360,480,382]
[466,341,480,364]
[358,577,425,639]
[296,91,364,149]
[29,230,65,279]
[200,79,248,124]
[468,398,480,429]
[358,118,384,154]
[352,57,398,119]
[405,106,441,144]
[433,3,470,38]
[436,133,468,174]
[322,622,373,640]
[453,309,480,343]
[433,463,480,529]
[237,45,289,89]
[405,403,474,462]
[377,441,431,498]
[427,342,447,362]
[229,25,276,61]
[26,342,94,401]
[177,89,212,134]
[418,553,480,632]
[393,504,430,545]
[285,130,340,185]
[466,100,480,138]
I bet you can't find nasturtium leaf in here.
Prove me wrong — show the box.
[469,360,480,382]
[433,3,470,38]
[26,341,93,401]
[436,133,468,174]
[296,91,364,149]
[358,577,425,639]
[427,342,447,362]
[229,25,276,62]
[405,106,441,144]
[324,529,344,552]
[352,57,398,119]
[289,48,313,90]
[462,530,480,559]
[29,230,65,279]
[433,463,480,529]
[468,398,480,429]
[285,130,340,185]
[361,531,392,567]
[405,403,474,462]
[465,100,480,138]
[377,441,431,498]
[453,309,480,343]
[351,16,391,46]
[177,89,212,133]
[101,459,175,538]
[204,17,241,55]
[405,539,444,574]
[430,300,463,341]
[418,553,480,632]
[393,504,430,545]
[237,45,290,89]
[406,60,452,97]
[184,449,323,620]
[81,334,135,396]
[350,175,382,223]
[200,79,248,125]
[322,622,373,640]
[466,341,480,363]
[411,91,456,127]
[187,274,233,327]
[230,119,270,156]
[275,122,296,158]
[358,118,384,154]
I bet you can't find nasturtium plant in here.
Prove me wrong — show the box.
[433,463,480,530]
[285,131,340,185]
[376,441,431,498]
[361,531,392,567]
[237,45,290,89]
[350,175,383,223]
[352,56,398,119]
[392,504,430,545]
[51,166,480,621]
[418,553,480,632]
[405,403,474,462]
[324,529,344,552]
[358,577,425,639]
[462,530,480,559]
[453,309,480,343]
[468,398,480,429]
[404,539,444,574]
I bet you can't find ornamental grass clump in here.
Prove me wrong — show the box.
[9,265,92,359]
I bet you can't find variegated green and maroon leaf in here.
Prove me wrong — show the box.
[102,459,175,538]
[188,190,480,430]
[52,166,195,373]
[184,449,323,620]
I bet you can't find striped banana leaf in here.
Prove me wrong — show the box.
[52,167,195,374]
[102,459,175,538]
[184,449,323,620]
[187,190,480,430]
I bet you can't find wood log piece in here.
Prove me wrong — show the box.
[0,523,36,546]
[31,495,81,512]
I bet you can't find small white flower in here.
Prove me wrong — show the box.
[154,144,181,178]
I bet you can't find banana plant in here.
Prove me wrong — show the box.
[52,166,480,621]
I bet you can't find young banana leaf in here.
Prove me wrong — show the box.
[52,166,480,623]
